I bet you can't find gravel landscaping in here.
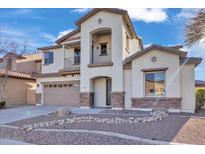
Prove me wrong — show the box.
[0,127,146,145]
[1,110,205,145]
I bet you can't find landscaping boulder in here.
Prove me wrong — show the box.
[55,107,71,117]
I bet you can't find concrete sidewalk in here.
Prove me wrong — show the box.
[0,105,63,124]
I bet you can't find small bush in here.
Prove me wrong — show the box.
[196,89,205,111]
[0,101,6,109]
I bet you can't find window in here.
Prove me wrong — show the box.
[100,43,107,55]
[145,72,165,96]
[74,48,80,64]
[44,52,53,65]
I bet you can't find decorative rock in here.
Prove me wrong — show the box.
[20,111,168,131]
[55,107,71,117]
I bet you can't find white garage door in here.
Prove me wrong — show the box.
[44,82,80,106]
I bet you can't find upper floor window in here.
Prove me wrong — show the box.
[44,52,53,65]
[74,48,80,64]
[100,43,108,56]
[144,71,165,97]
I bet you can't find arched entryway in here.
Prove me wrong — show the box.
[91,76,112,108]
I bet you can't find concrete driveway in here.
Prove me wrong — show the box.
[0,105,63,124]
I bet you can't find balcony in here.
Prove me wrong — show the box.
[89,28,112,67]
[58,56,80,75]
[64,56,80,68]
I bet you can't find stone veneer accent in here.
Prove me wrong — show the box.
[132,97,182,109]
[110,91,124,108]
[80,92,94,107]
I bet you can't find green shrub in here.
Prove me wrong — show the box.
[196,89,205,111]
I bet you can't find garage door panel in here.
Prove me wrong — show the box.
[44,82,80,106]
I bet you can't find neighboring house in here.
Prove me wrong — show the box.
[0,52,42,105]
[195,80,205,90]
[35,8,202,113]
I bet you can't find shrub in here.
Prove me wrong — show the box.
[196,89,205,111]
[0,101,6,109]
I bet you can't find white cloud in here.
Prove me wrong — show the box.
[175,9,199,20]
[185,43,205,57]
[1,28,27,37]
[70,8,167,23]
[41,33,56,42]
[71,8,91,13]
[124,8,168,23]
[56,29,74,39]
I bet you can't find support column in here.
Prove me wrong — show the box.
[110,91,124,109]
[80,92,94,108]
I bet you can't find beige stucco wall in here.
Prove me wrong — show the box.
[36,61,42,73]
[80,11,124,92]
[13,60,37,74]
[180,64,195,113]
[122,21,140,60]
[123,69,132,108]
[93,78,107,107]
[0,78,36,105]
[131,50,181,98]
[41,48,64,73]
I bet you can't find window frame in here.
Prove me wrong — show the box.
[44,51,54,65]
[100,42,108,56]
[144,71,166,97]
[74,48,81,64]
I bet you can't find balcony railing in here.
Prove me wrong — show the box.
[64,56,80,68]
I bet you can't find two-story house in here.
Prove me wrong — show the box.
[0,52,42,105]
[35,8,202,113]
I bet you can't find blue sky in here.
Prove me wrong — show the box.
[0,8,204,80]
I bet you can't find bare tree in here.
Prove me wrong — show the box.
[185,9,205,47]
[0,29,32,102]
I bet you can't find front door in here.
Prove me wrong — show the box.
[106,78,111,106]
[94,78,111,108]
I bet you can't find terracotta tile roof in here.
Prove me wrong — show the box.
[0,69,34,80]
